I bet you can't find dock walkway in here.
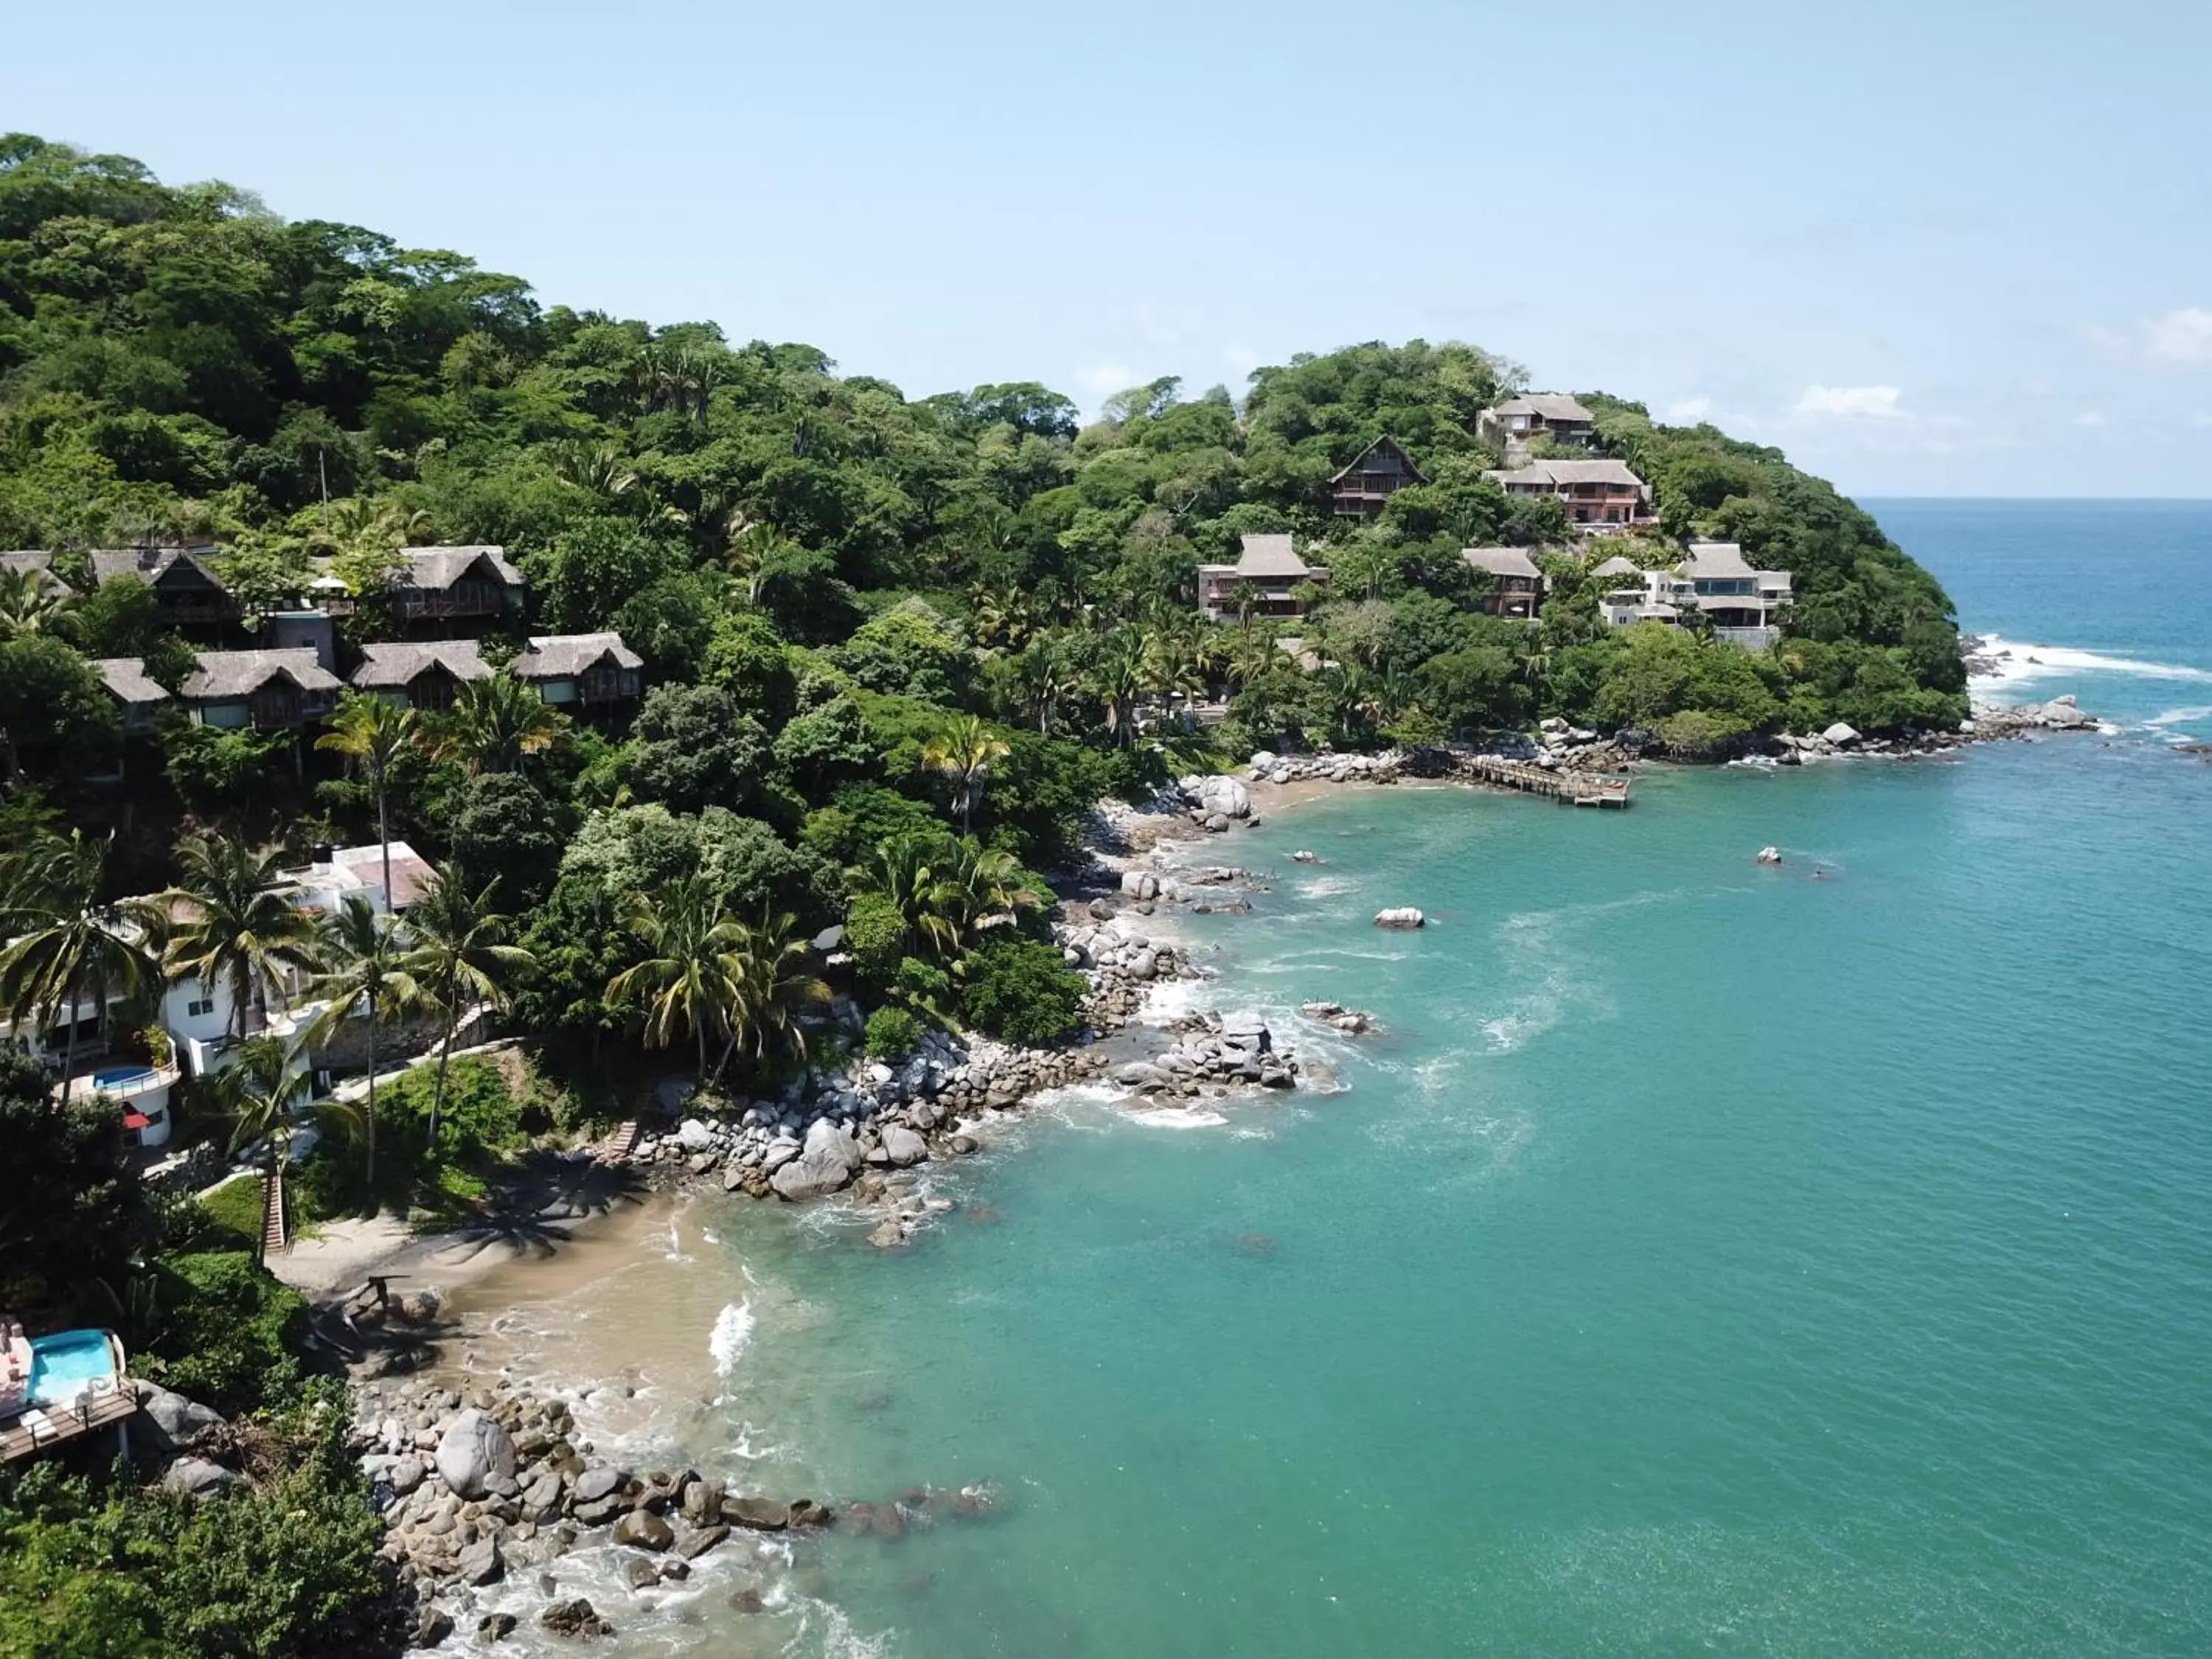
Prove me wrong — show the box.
[0,1384,136,1463]
[1455,755,1632,807]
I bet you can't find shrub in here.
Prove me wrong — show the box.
[865,1006,922,1059]
[845,891,906,984]
[957,937,1084,1045]
[138,1250,308,1416]
[189,1177,266,1253]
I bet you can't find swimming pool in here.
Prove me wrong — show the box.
[92,1065,161,1091]
[27,1329,121,1408]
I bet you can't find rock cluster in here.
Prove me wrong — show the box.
[351,1376,832,1646]
[1299,1001,1376,1035]
[1966,695,2101,736]
[1246,749,1402,786]
[1173,773,1255,832]
[1114,1012,1298,1094]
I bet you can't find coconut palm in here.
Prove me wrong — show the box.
[1088,629,1150,748]
[547,439,639,498]
[208,1035,307,1265]
[920,715,1012,835]
[425,674,567,775]
[317,692,416,908]
[400,872,534,1145]
[300,894,425,1204]
[1012,637,1079,736]
[0,566,78,642]
[154,835,325,1043]
[605,876,745,1082]
[715,911,832,1075]
[0,830,160,1092]
[862,835,1041,964]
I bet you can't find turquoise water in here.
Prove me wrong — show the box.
[28,1329,118,1407]
[610,503,2212,1656]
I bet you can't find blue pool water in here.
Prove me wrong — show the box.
[92,1065,159,1091]
[27,1329,118,1407]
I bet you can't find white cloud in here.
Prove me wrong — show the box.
[1793,383,1907,420]
[1074,362,1135,400]
[2146,307,2212,364]
[1221,343,1263,378]
[2075,410,2107,428]
[1663,396,1712,423]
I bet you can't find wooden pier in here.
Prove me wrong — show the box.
[1455,755,1632,807]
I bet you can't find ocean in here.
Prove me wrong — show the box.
[444,499,2212,1657]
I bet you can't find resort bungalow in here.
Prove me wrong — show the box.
[1478,394,1596,460]
[1328,437,1426,517]
[0,551,71,597]
[179,650,342,731]
[1197,535,1332,622]
[1460,546,1547,621]
[88,545,240,633]
[92,658,170,736]
[350,640,493,712]
[1484,458,1652,529]
[510,632,644,709]
[1596,543,1792,648]
[384,546,526,630]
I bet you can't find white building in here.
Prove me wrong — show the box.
[1595,543,1792,649]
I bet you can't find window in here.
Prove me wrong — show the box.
[187,996,215,1018]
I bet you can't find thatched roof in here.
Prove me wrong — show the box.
[398,546,525,590]
[1461,546,1543,580]
[1488,393,1594,423]
[351,640,493,689]
[512,633,642,680]
[93,658,169,705]
[180,649,340,700]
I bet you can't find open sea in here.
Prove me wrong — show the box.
[446,499,2212,1657]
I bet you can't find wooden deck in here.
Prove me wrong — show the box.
[1456,754,1632,807]
[0,1384,136,1462]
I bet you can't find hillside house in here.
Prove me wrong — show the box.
[1479,394,1596,461]
[1197,535,1331,621]
[0,551,70,597]
[88,546,240,633]
[384,546,527,630]
[179,650,341,731]
[1597,543,1792,648]
[1459,547,1547,620]
[350,641,493,712]
[1484,459,1652,529]
[1329,437,1426,517]
[91,658,170,736]
[511,633,644,709]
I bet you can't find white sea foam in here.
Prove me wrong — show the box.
[2146,704,2212,731]
[1295,875,1356,897]
[1970,634,2212,688]
[708,1299,755,1379]
[1121,1104,1230,1130]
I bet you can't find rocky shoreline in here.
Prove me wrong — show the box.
[348,1374,1004,1646]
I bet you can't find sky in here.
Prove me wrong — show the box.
[6,0,2211,497]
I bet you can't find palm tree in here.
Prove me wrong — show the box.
[862,835,1041,964]
[921,715,1012,835]
[1089,629,1150,748]
[154,835,324,1043]
[547,439,639,498]
[301,895,425,1204]
[400,873,534,1145]
[863,838,963,961]
[714,911,832,1077]
[0,831,160,1092]
[0,566,78,642]
[605,876,745,1082]
[209,1036,307,1265]
[1012,637,1078,735]
[425,674,567,775]
[317,693,416,908]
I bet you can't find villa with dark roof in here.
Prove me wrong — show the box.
[1197,535,1332,622]
[349,640,493,712]
[1328,437,1426,517]
[178,649,341,730]
[510,633,644,709]
[88,546,240,631]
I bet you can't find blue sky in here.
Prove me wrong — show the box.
[7,0,2209,496]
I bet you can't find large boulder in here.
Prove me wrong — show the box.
[161,1455,245,1498]
[1195,776,1251,818]
[675,1117,715,1152]
[540,1599,614,1638]
[879,1125,929,1167]
[724,1494,790,1531]
[1821,721,1862,747]
[771,1120,861,1200]
[1118,869,1159,900]
[434,1408,517,1500]
[1374,908,1425,929]
[613,1509,675,1551]
[133,1382,226,1454]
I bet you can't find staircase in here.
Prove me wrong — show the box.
[596,1120,643,1165]
[260,1169,289,1257]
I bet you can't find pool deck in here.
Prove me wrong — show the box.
[0,1382,137,1461]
